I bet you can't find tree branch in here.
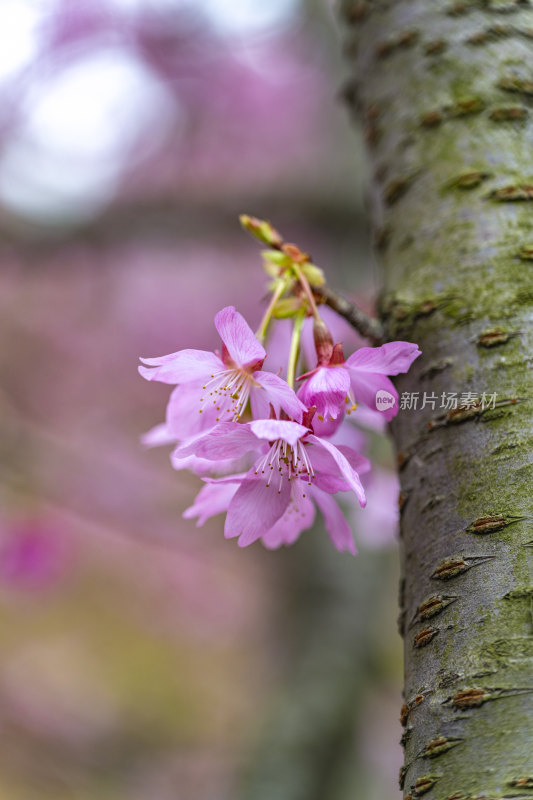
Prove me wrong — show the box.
[313,285,385,344]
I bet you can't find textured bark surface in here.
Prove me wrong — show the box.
[340,0,533,797]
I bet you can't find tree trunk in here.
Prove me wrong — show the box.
[340,0,533,796]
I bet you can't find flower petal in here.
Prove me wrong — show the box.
[249,383,271,422]
[347,371,398,421]
[251,371,306,423]
[171,448,246,477]
[305,442,351,493]
[345,342,421,375]
[297,366,350,420]
[262,318,293,377]
[311,412,344,438]
[202,473,248,485]
[350,469,399,550]
[183,480,241,527]
[309,486,356,555]
[224,467,292,546]
[347,404,387,433]
[214,306,266,368]
[139,349,223,384]
[328,421,367,452]
[165,378,244,439]
[337,446,371,476]
[303,441,370,493]
[165,383,217,439]
[140,423,176,448]
[175,422,261,461]
[306,434,366,507]
[261,481,315,549]
[249,419,309,447]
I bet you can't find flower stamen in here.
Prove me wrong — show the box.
[198,368,254,421]
[255,437,315,491]
[345,389,358,415]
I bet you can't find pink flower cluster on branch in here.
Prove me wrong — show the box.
[139,306,305,439]
[139,218,421,554]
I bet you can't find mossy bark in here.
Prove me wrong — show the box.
[341,0,533,796]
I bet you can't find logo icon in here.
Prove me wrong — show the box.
[375,390,395,412]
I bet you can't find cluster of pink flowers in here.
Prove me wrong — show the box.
[139,304,420,554]
[139,217,420,554]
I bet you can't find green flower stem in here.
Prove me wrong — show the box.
[286,308,306,390]
[256,278,289,343]
[292,263,322,323]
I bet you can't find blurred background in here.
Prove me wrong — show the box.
[0,2,403,799]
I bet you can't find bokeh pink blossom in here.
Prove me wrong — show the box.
[0,2,403,799]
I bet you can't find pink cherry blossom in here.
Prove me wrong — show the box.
[350,469,400,549]
[263,306,363,380]
[183,468,363,555]
[345,341,421,421]
[297,344,350,422]
[141,411,253,477]
[298,340,421,423]
[177,418,369,553]
[139,306,305,432]
[182,477,244,527]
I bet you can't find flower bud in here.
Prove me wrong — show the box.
[240,215,284,248]
[313,318,334,364]
[261,249,293,276]
[330,342,345,365]
[273,297,303,318]
[300,261,325,287]
[282,243,308,263]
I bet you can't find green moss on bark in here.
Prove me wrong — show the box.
[342,0,533,795]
